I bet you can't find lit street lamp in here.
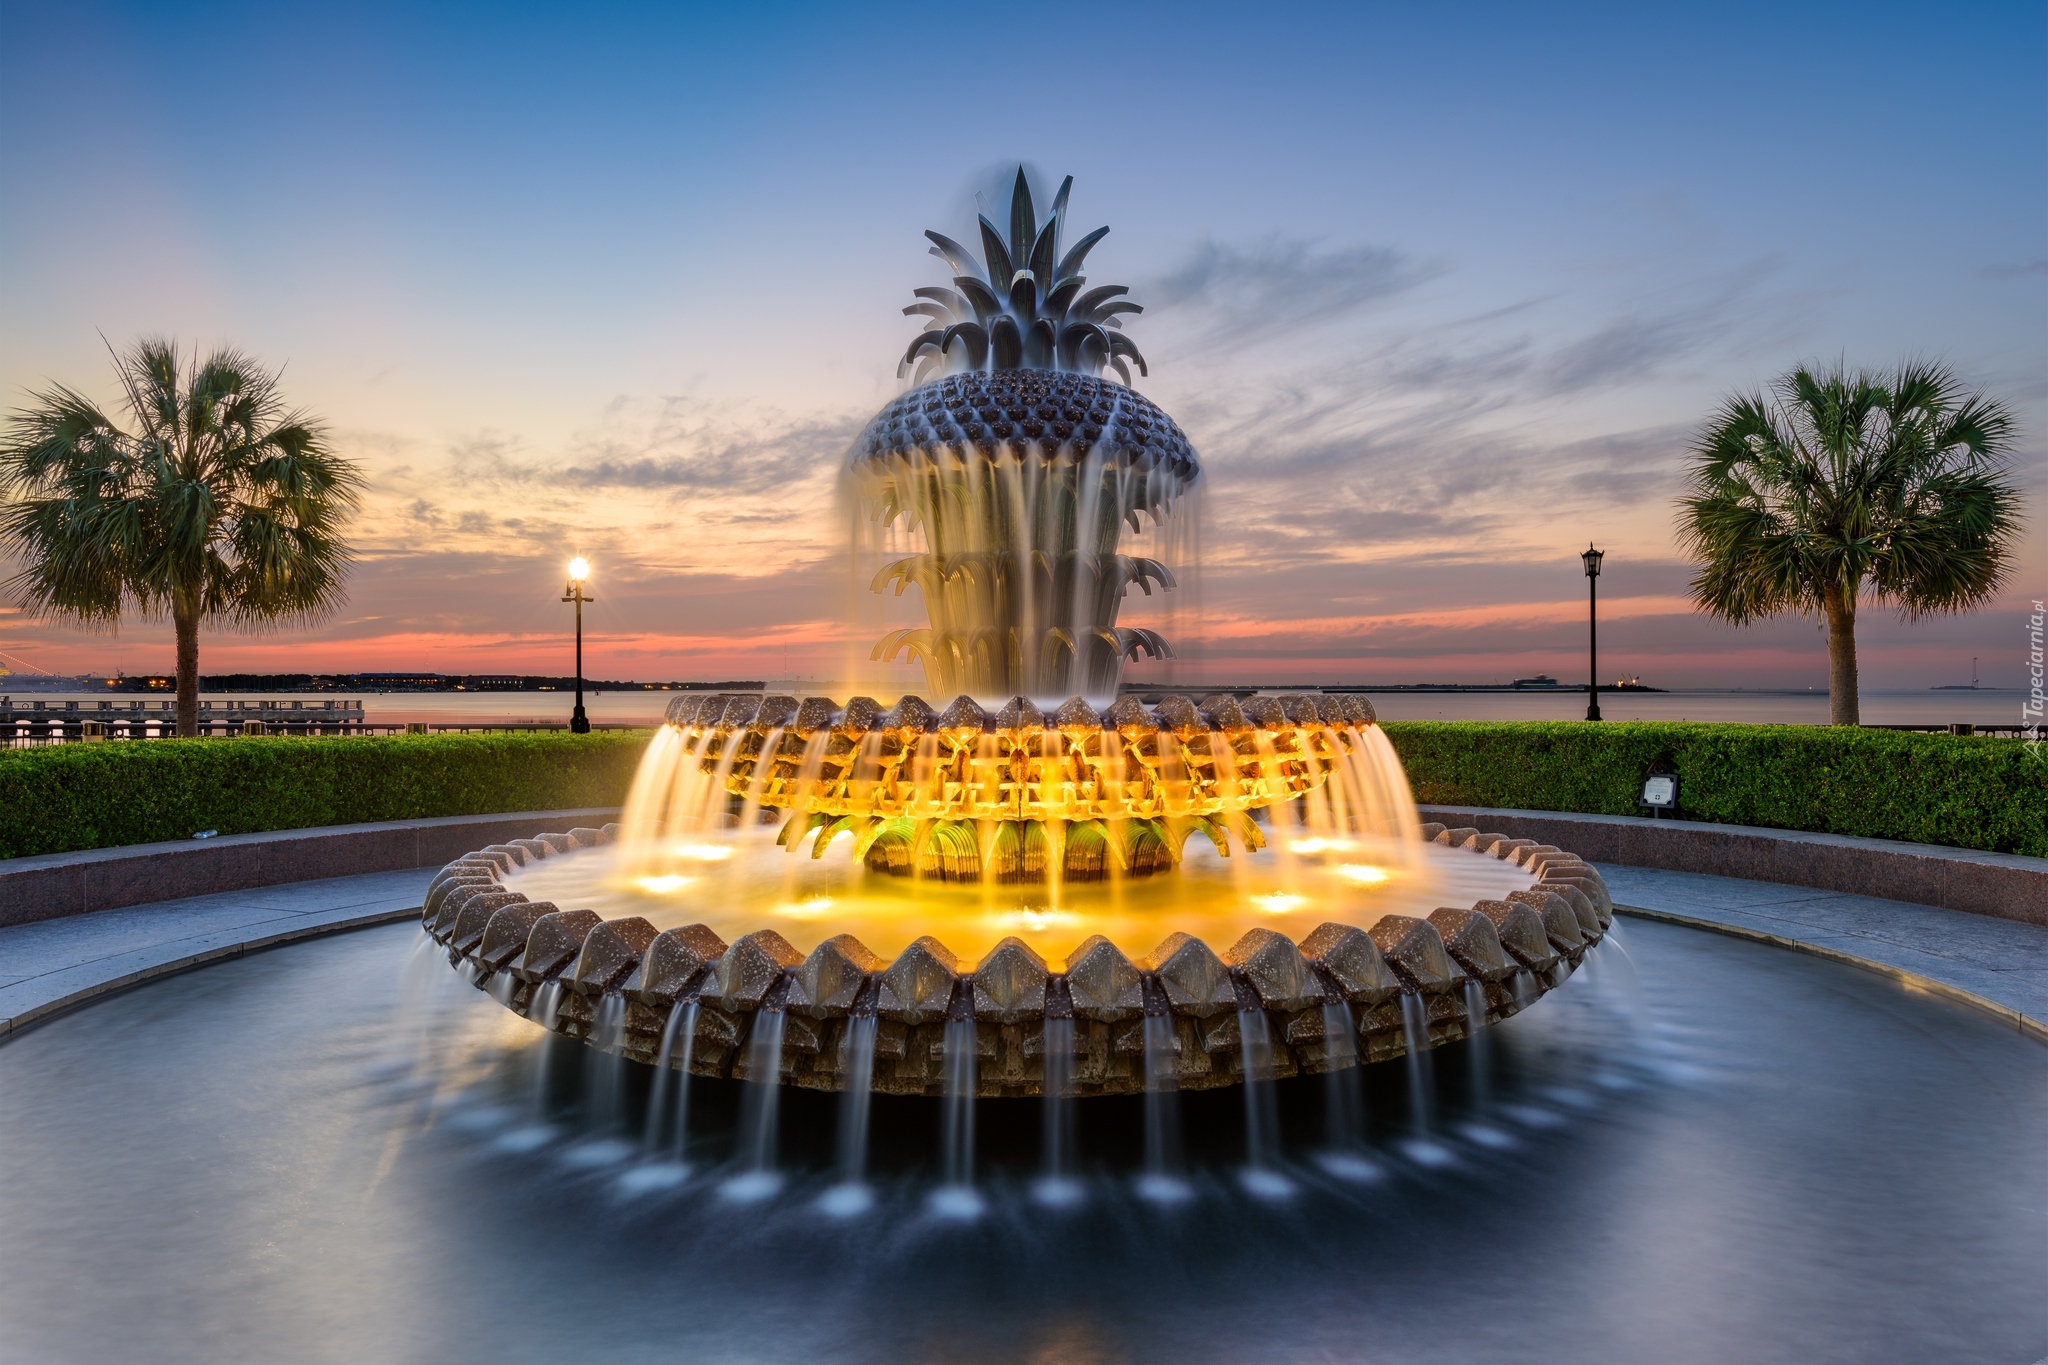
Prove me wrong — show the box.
[563,557,592,734]
[1581,544,1604,722]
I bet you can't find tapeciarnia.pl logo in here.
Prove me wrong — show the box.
[2026,600,2044,760]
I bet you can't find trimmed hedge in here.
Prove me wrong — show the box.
[0,732,649,859]
[5,724,2040,861]
[1382,722,2048,857]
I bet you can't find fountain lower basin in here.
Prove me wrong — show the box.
[9,913,2039,1365]
[424,821,1615,1096]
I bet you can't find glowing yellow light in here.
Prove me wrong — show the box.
[1288,838,1357,855]
[1254,893,1307,915]
[776,896,835,920]
[1335,864,1389,885]
[1017,909,1077,933]
[669,843,734,862]
[636,874,691,894]
[567,556,590,582]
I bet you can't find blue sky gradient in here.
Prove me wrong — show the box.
[2,1,2041,687]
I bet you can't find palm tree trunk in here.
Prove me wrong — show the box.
[1822,580,1859,726]
[174,600,200,738]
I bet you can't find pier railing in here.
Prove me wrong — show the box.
[0,700,651,746]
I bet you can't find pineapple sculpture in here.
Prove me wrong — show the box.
[852,169,1200,702]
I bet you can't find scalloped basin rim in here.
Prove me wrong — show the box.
[425,823,1615,1095]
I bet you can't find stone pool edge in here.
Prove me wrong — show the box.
[0,902,421,1039]
[1422,805,2046,927]
[1612,903,2045,1042]
[0,807,623,928]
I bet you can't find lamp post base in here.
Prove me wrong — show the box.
[570,706,590,735]
[1585,697,1603,722]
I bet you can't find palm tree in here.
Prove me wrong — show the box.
[0,338,363,736]
[1680,361,2021,725]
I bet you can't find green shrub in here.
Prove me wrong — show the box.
[0,732,649,859]
[8,724,2041,861]
[1382,722,2047,857]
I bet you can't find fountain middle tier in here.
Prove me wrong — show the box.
[645,690,1404,883]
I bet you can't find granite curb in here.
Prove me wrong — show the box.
[1613,903,2046,1042]
[1423,805,2047,927]
[0,808,621,928]
[0,903,419,1039]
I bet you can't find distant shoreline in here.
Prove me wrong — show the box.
[0,681,2025,698]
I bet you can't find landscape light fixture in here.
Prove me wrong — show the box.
[562,558,593,734]
[1582,544,1604,722]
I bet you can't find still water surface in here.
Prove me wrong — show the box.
[0,918,2039,1364]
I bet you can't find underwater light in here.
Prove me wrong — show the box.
[1335,864,1389,885]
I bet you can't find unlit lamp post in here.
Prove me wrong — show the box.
[563,557,593,734]
[1582,544,1604,722]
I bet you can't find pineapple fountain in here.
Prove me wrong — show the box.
[423,171,1612,1116]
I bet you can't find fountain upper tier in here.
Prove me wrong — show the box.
[852,168,1201,702]
[852,373,1200,702]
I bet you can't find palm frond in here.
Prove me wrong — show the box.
[1680,359,2024,631]
[0,337,362,635]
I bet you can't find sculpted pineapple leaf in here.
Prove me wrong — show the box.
[897,169,1147,383]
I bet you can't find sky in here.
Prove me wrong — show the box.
[1,0,2042,692]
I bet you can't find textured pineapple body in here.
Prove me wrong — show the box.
[851,371,1197,479]
[851,370,1200,702]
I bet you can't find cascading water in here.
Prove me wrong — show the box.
[1235,1005,1292,1197]
[722,1009,787,1202]
[1034,1014,1081,1207]
[1462,980,1491,1107]
[581,995,630,1139]
[645,998,698,1163]
[1453,978,1518,1151]
[1135,1008,1188,1204]
[1312,998,1382,1183]
[1320,1000,1364,1145]
[524,982,570,1136]
[1595,924,1650,1027]
[1398,992,1452,1167]
[534,980,564,1031]
[819,1016,879,1218]
[931,1017,984,1219]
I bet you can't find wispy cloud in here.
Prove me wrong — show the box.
[1130,251,1791,586]
[1538,259,1780,394]
[553,398,863,496]
[433,398,863,499]
[1148,236,1440,343]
